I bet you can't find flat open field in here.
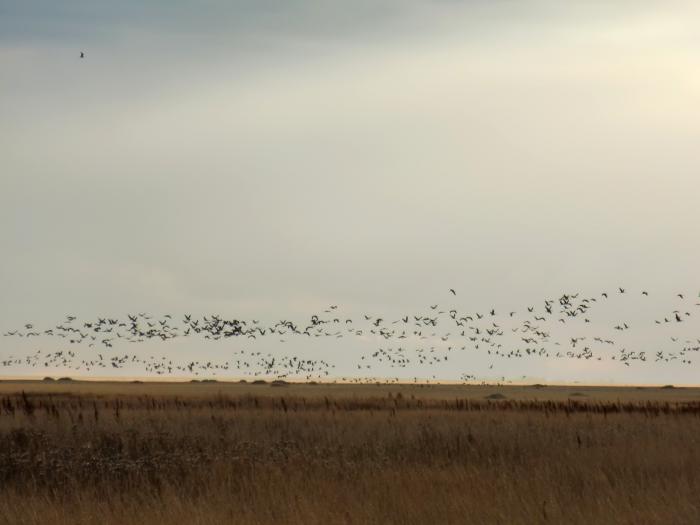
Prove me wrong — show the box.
[0,380,699,524]
[2,379,700,401]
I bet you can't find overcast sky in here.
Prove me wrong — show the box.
[2,1,700,383]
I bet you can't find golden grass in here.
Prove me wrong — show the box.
[0,382,698,524]
[2,380,700,402]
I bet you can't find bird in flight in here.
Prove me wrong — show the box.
[449,289,456,296]
[80,52,85,58]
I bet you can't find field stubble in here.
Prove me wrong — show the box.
[0,383,698,524]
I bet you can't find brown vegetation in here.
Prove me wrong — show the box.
[0,385,698,524]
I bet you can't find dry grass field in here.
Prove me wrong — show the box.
[0,380,699,524]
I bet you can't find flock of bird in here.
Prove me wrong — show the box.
[2,288,699,381]
[7,51,689,381]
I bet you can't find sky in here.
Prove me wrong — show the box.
[2,1,700,384]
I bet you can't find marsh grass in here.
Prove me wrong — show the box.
[0,390,698,524]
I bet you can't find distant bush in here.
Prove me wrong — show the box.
[485,393,507,400]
